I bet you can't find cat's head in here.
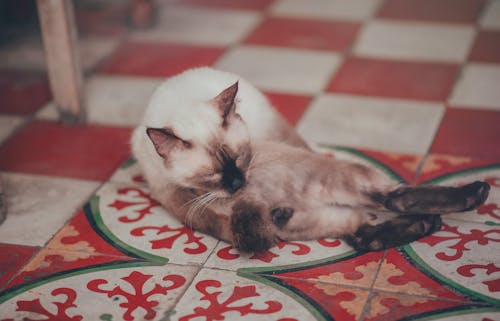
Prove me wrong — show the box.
[146,82,252,198]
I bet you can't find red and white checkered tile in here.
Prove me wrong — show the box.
[1,0,499,320]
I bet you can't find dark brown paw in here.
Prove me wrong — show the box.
[344,215,442,252]
[231,201,276,253]
[462,181,490,211]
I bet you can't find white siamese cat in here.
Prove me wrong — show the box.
[132,67,490,252]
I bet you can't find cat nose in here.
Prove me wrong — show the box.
[228,176,245,193]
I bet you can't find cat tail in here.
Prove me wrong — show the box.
[370,181,490,215]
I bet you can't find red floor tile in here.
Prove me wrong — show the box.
[468,30,500,63]
[245,17,360,52]
[0,121,132,181]
[99,41,225,77]
[264,92,311,126]
[327,57,459,101]
[377,0,486,24]
[0,243,39,290]
[180,0,274,10]
[430,108,500,161]
[0,70,51,115]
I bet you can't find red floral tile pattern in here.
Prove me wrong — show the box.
[469,30,500,63]
[245,17,360,51]
[430,108,500,162]
[0,121,131,180]
[0,244,38,290]
[0,70,51,115]
[377,0,486,24]
[99,41,225,77]
[327,57,459,101]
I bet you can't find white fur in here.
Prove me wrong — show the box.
[131,67,282,191]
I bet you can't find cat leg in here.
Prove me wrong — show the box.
[373,181,490,215]
[344,214,442,251]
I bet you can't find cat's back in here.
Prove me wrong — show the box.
[142,67,275,129]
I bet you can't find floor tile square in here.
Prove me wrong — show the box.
[0,70,51,115]
[38,75,163,127]
[448,63,500,110]
[270,0,382,21]
[326,57,459,101]
[296,94,444,154]
[0,121,132,180]
[0,173,99,247]
[430,108,500,161]
[362,291,470,321]
[216,45,341,94]
[264,92,311,125]
[180,0,274,10]
[173,268,314,320]
[244,17,360,52]
[99,41,224,77]
[354,20,476,63]
[75,1,128,36]
[131,5,261,46]
[0,36,120,72]
[376,0,486,24]
[0,116,23,144]
[84,75,162,126]
[468,30,500,63]
[480,0,500,30]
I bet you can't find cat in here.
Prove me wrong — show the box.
[132,67,490,252]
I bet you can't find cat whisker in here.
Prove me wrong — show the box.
[185,191,218,230]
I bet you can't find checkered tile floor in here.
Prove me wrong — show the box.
[1,0,499,320]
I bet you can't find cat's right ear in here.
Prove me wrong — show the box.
[146,127,191,159]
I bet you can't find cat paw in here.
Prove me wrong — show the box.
[231,201,276,253]
[345,215,442,252]
[462,181,490,211]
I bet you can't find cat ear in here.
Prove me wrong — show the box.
[146,127,191,158]
[213,81,238,125]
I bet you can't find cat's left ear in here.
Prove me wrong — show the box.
[213,81,238,125]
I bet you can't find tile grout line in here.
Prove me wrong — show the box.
[358,249,387,321]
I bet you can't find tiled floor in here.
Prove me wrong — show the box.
[0,0,499,320]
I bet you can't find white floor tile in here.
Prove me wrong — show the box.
[0,173,99,246]
[449,63,500,110]
[270,0,382,21]
[354,20,476,63]
[0,116,23,144]
[0,36,120,71]
[85,75,163,126]
[131,5,261,46]
[296,94,444,154]
[216,45,341,94]
[37,76,163,126]
[480,0,500,30]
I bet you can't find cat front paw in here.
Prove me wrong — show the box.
[231,201,276,253]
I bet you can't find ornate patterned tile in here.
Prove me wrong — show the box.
[0,244,38,291]
[171,268,313,321]
[0,265,198,321]
[93,181,220,266]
